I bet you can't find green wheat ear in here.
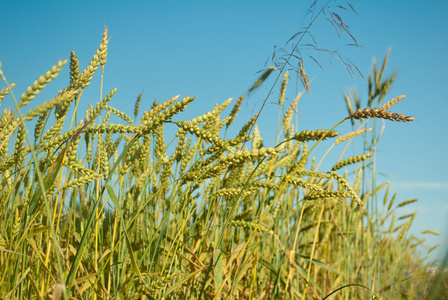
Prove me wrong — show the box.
[291,129,339,143]
[76,27,108,89]
[69,51,80,89]
[331,153,372,171]
[223,95,244,127]
[279,71,288,106]
[0,82,16,103]
[18,60,67,108]
[25,88,80,121]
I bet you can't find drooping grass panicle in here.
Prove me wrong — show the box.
[299,59,310,93]
[248,66,276,93]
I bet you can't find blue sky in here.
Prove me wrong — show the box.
[1,1,447,260]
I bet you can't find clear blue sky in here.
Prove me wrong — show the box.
[1,0,447,260]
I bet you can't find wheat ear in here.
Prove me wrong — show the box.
[18,60,67,108]
[335,127,372,145]
[379,95,406,110]
[347,108,414,122]
[134,91,143,118]
[0,82,16,103]
[279,71,288,106]
[223,95,244,127]
[291,129,339,143]
[282,92,302,128]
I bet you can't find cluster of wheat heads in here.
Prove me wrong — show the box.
[0,28,438,299]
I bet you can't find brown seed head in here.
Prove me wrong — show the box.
[348,108,415,122]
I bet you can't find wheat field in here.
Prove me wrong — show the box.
[0,27,445,300]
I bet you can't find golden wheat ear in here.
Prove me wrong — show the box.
[347,107,415,122]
